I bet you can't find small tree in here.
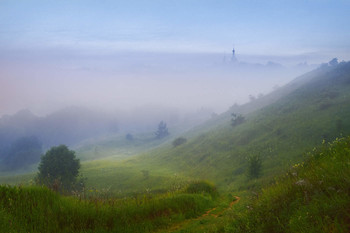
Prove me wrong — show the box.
[2,136,42,170]
[231,113,245,127]
[36,145,81,193]
[172,137,187,147]
[155,121,169,139]
[247,154,262,179]
[125,133,134,141]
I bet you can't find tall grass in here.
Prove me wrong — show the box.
[0,181,217,233]
[227,137,350,233]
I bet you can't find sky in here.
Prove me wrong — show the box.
[0,0,350,116]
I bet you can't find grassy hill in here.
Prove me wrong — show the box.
[0,62,350,232]
[120,62,350,193]
[58,61,350,196]
[2,62,350,195]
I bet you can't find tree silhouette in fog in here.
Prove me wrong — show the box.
[155,121,169,139]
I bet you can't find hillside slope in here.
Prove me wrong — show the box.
[1,62,349,196]
[228,136,350,233]
[129,61,350,191]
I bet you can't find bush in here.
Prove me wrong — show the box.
[185,181,218,199]
[172,137,187,147]
[247,154,262,179]
[231,113,245,127]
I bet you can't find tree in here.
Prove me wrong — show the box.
[155,121,169,139]
[247,154,262,179]
[172,137,187,147]
[125,133,134,141]
[2,136,42,170]
[36,145,81,193]
[231,113,245,127]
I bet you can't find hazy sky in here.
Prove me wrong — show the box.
[1,0,350,116]
[1,0,350,55]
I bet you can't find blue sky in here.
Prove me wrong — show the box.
[1,0,349,56]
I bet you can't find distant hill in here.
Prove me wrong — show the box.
[0,105,213,170]
[0,106,117,156]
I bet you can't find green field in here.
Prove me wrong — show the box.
[1,62,350,232]
[0,181,218,233]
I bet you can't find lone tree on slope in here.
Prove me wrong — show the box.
[155,121,169,139]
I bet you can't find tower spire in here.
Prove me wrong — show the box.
[231,47,237,62]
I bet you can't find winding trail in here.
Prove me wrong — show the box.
[164,196,240,233]
[200,196,240,218]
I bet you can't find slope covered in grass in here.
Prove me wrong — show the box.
[228,136,350,233]
[2,63,350,196]
[129,62,350,191]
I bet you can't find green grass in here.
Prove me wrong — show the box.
[0,181,217,233]
[74,132,172,161]
[125,62,350,193]
[227,137,350,233]
[3,63,350,197]
[1,63,350,232]
[0,172,35,186]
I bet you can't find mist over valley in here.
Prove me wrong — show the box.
[1,1,350,232]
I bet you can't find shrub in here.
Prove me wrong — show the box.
[247,154,262,179]
[231,113,245,127]
[185,181,218,199]
[172,137,187,147]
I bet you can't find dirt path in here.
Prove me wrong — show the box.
[163,196,240,232]
[200,196,240,218]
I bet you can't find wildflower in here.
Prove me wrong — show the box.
[295,179,306,186]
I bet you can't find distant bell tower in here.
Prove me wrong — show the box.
[231,47,238,62]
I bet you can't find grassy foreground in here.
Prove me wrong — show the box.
[226,137,350,233]
[0,181,217,233]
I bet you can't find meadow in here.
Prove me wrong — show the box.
[0,181,217,233]
[0,62,350,232]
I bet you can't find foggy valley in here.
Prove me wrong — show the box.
[0,1,350,232]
